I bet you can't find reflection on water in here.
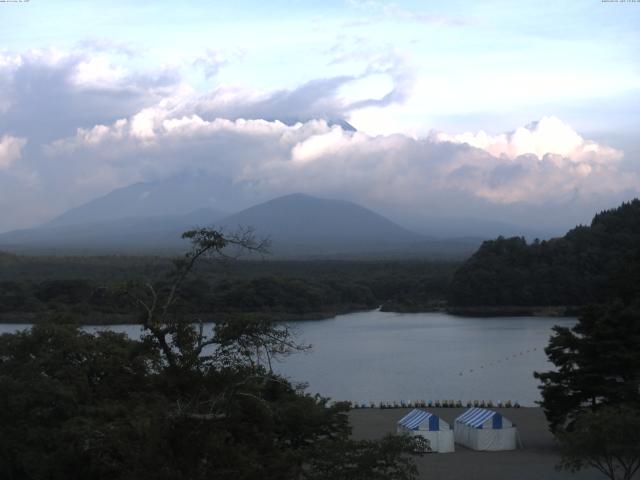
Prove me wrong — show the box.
[0,310,575,406]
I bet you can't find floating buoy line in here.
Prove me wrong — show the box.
[342,345,544,410]
[350,399,521,409]
[457,346,540,377]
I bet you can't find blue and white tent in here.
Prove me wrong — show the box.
[454,408,517,451]
[396,409,454,453]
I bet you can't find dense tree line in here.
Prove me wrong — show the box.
[449,199,640,307]
[0,260,457,322]
[529,200,640,479]
[535,299,640,479]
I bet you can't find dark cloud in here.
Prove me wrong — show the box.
[193,75,355,124]
[193,51,414,124]
[0,51,180,143]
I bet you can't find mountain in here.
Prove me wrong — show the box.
[449,198,640,307]
[0,193,434,256]
[1,179,483,258]
[216,193,425,256]
[47,174,247,228]
[0,208,226,254]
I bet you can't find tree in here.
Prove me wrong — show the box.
[534,301,640,432]
[303,435,418,480]
[0,228,419,480]
[126,227,271,372]
[556,406,640,480]
[449,199,640,308]
[0,323,163,480]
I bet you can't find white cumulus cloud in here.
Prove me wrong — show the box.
[46,102,637,212]
[431,116,622,163]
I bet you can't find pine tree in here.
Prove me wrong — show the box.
[535,301,640,432]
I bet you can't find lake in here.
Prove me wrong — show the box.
[0,310,575,406]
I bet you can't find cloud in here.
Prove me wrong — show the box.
[346,51,415,110]
[207,76,355,122]
[0,134,26,169]
[76,38,140,57]
[72,56,129,90]
[0,46,410,146]
[0,49,182,144]
[0,46,636,233]
[193,48,241,79]
[431,116,623,164]
[0,46,419,231]
[47,105,636,215]
[188,48,414,124]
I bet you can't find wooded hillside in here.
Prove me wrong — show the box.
[449,199,640,307]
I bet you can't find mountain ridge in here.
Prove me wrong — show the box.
[0,191,482,258]
[216,193,425,256]
[46,174,246,228]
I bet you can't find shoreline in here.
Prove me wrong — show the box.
[445,305,582,318]
[0,305,375,325]
[0,304,581,325]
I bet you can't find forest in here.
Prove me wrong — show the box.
[0,254,457,323]
[449,199,640,309]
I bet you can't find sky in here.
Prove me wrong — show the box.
[0,0,639,233]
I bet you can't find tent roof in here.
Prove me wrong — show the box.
[398,409,440,430]
[455,408,503,428]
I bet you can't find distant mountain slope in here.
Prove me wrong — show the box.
[1,185,481,258]
[0,208,225,254]
[47,174,243,227]
[217,193,425,256]
[449,199,640,307]
[0,192,426,256]
[409,217,550,241]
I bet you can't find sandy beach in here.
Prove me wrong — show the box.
[349,407,609,480]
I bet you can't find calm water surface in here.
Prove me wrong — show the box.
[0,310,575,406]
[278,310,575,406]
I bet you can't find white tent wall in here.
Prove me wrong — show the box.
[396,409,455,453]
[407,429,455,453]
[453,408,518,451]
[454,424,517,451]
[453,422,469,446]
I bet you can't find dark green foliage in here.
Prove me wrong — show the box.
[0,323,164,480]
[0,295,418,477]
[450,199,640,307]
[0,323,371,479]
[556,405,640,480]
[0,259,458,322]
[535,301,640,432]
[34,279,93,304]
[0,228,419,479]
[303,435,419,480]
[205,276,377,314]
[0,281,29,311]
[522,201,640,477]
